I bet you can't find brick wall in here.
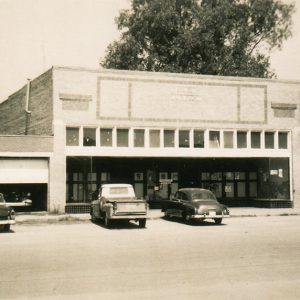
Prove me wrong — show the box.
[0,86,27,135]
[0,136,53,152]
[0,69,53,136]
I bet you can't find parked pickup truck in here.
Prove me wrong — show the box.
[90,184,148,228]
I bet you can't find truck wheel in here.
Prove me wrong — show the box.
[105,214,111,228]
[3,224,10,232]
[139,219,146,228]
[91,210,97,223]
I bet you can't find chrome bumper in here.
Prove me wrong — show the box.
[190,214,230,219]
[110,214,147,220]
[0,219,16,225]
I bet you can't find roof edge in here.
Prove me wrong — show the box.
[52,65,300,85]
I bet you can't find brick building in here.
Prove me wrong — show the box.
[0,66,299,213]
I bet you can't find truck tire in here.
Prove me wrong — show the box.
[139,219,146,228]
[91,209,97,223]
[105,213,112,228]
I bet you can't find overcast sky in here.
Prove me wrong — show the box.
[0,0,299,102]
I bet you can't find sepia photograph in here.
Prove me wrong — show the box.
[1,0,300,299]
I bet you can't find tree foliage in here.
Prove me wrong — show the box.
[101,0,295,78]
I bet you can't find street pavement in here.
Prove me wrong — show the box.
[1,216,300,299]
[14,206,300,224]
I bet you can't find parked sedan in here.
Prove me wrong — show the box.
[162,188,230,224]
[0,193,15,232]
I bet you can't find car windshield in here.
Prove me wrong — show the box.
[190,191,216,201]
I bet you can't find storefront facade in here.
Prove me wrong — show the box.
[0,66,299,212]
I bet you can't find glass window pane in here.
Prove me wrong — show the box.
[235,172,245,180]
[83,128,96,146]
[66,127,79,146]
[164,130,175,147]
[265,132,274,149]
[211,172,222,180]
[269,158,290,199]
[201,172,210,180]
[225,182,234,197]
[225,172,234,180]
[237,131,247,148]
[237,182,246,197]
[211,183,222,198]
[224,131,234,148]
[149,130,160,148]
[249,172,257,180]
[117,129,129,147]
[179,130,189,148]
[87,173,97,181]
[134,129,145,147]
[278,132,288,149]
[249,182,257,197]
[209,131,220,148]
[251,132,261,148]
[194,130,204,148]
[73,172,83,181]
[100,128,112,146]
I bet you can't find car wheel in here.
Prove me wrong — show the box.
[3,224,10,232]
[182,212,190,223]
[164,210,170,219]
[139,219,146,228]
[214,218,222,225]
[104,214,111,228]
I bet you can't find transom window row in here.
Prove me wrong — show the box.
[66,127,289,150]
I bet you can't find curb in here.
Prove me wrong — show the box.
[15,211,300,225]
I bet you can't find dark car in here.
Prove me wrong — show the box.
[162,188,230,224]
[0,193,15,232]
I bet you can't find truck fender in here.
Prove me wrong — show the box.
[102,203,113,217]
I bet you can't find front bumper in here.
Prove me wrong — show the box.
[0,219,16,225]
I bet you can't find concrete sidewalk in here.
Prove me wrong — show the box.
[15,207,300,224]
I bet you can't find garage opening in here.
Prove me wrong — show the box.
[0,158,49,212]
[0,183,47,212]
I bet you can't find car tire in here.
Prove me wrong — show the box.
[214,218,222,225]
[182,212,190,223]
[3,224,10,232]
[139,219,146,228]
[104,213,111,228]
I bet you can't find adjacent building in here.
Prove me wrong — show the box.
[0,66,299,212]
